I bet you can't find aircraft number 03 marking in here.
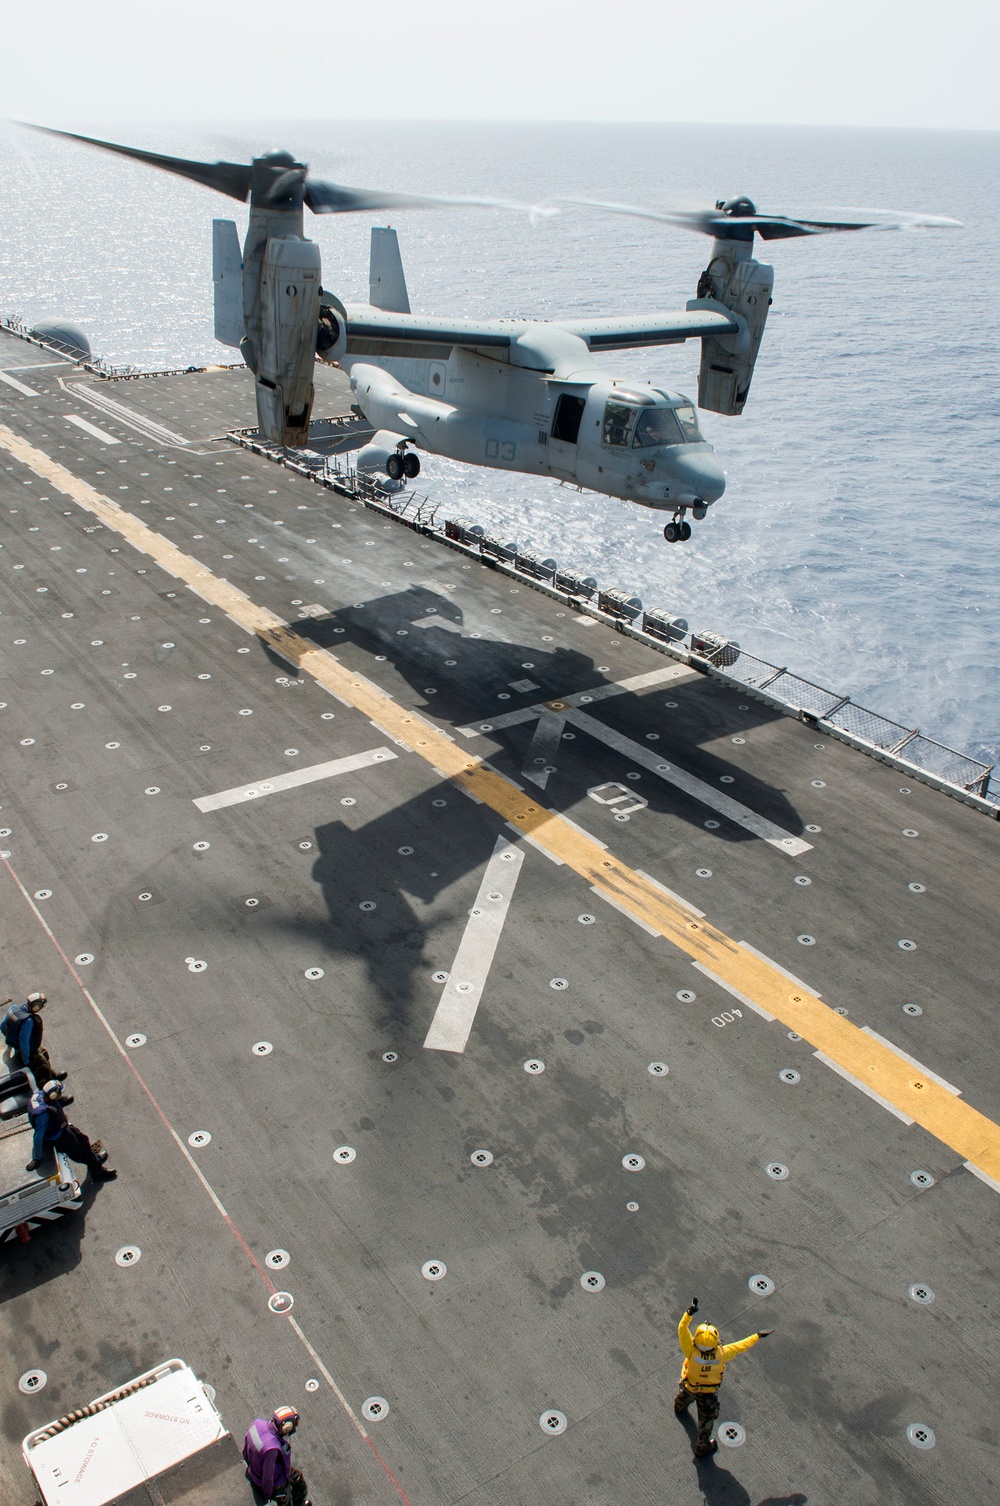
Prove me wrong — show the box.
[484,439,516,462]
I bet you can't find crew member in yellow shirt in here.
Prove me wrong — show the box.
[675,1296,773,1456]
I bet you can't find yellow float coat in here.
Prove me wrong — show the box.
[678,1311,761,1392]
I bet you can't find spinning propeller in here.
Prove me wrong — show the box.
[20,124,545,216]
[566,193,962,239]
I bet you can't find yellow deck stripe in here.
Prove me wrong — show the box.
[4,421,999,1185]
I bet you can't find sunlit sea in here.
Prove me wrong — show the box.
[1,121,997,767]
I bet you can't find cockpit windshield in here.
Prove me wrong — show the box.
[633,402,703,448]
[604,395,703,449]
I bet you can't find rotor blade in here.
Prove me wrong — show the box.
[18,124,253,202]
[305,179,552,216]
[794,205,964,231]
[565,197,962,239]
[564,198,723,234]
[753,210,963,239]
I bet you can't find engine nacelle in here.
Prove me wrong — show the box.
[687,245,773,416]
[356,429,421,481]
[254,237,322,447]
[316,291,348,365]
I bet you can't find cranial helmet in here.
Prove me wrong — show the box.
[42,1080,64,1100]
[27,992,47,1007]
[273,1406,300,1436]
[694,1323,721,1351]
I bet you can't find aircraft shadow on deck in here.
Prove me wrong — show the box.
[249,585,807,1016]
[270,582,806,844]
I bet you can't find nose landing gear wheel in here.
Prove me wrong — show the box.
[403,452,420,479]
[664,516,693,544]
[386,453,404,481]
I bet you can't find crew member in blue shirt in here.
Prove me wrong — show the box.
[1,992,66,1083]
[26,1080,116,1181]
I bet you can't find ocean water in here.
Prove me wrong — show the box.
[1,121,997,768]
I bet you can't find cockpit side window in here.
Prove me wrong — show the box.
[633,408,684,448]
[603,402,637,447]
[674,404,702,442]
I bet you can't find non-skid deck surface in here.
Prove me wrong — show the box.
[1,327,998,1506]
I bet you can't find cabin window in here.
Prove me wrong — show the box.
[602,402,637,447]
[552,394,586,444]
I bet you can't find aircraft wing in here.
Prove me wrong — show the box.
[343,306,740,355]
[345,309,514,348]
[551,310,740,350]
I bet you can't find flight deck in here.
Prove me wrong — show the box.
[1,328,998,1506]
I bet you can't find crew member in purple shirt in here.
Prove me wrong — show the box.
[242,1406,311,1505]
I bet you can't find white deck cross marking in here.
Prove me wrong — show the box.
[193,747,397,812]
[567,710,812,856]
[521,710,566,789]
[64,413,120,444]
[459,663,810,854]
[457,663,697,737]
[424,835,526,1052]
[0,371,38,396]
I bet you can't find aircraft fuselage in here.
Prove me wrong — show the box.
[341,319,726,513]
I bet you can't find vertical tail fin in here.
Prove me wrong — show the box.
[212,219,244,348]
[369,227,411,314]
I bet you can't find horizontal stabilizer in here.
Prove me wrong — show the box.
[369,227,411,314]
[212,219,244,348]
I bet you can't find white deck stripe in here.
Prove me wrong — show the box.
[424,836,525,1052]
[692,962,776,1020]
[738,940,820,994]
[636,869,704,917]
[567,710,812,856]
[591,886,660,936]
[505,823,563,863]
[64,413,120,444]
[560,812,608,850]
[521,710,565,789]
[0,371,38,396]
[457,663,696,737]
[861,1027,962,1095]
[565,664,698,704]
[813,1051,914,1124]
[964,1162,1000,1195]
[65,381,190,446]
[193,747,396,812]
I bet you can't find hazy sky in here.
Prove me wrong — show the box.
[5,0,998,130]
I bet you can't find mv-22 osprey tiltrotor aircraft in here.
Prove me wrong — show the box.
[29,127,960,543]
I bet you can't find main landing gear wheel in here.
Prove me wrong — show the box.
[663,519,692,543]
[386,453,404,481]
[664,522,680,543]
[403,452,420,479]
